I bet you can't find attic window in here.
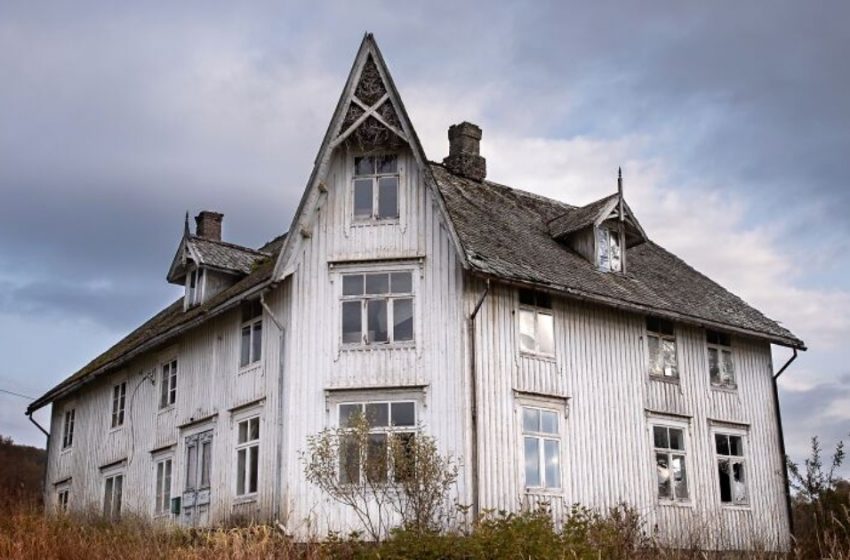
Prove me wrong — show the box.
[353,155,399,222]
[647,317,678,378]
[706,330,735,388]
[186,268,205,307]
[597,227,622,272]
[519,289,555,356]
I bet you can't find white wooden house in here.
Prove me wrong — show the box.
[27,34,806,550]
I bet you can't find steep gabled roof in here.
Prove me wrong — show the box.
[547,194,617,239]
[431,163,804,349]
[167,235,269,283]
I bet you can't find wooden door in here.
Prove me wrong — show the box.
[182,429,213,525]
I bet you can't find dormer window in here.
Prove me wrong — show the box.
[186,267,204,307]
[597,227,622,272]
[353,155,399,222]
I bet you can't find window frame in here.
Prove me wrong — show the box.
[234,414,261,499]
[55,482,71,513]
[520,404,562,491]
[338,267,416,348]
[185,267,205,308]
[61,407,76,450]
[596,226,623,272]
[159,359,178,410]
[706,330,736,390]
[649,418,691,505]
[351,153,401,224]
[239,301,264,370]
[712,427,750,507]
[646,317,679,380]
[153,456,173,517]
[111,381,127,429]
[517,289,556,358]
[102,471,125,521]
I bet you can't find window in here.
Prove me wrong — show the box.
[235,417,260,496]
[715,433,748,505]
[522,406,561,489]
[56,487,70,513]
[518,290,555,356]
[103,473,124,520]
[353,154,399,221]
[338,401,416,484]
[647,317,678,378]
[159,360,177,409]
[653,425,689,501]
[341,271,414,345]
[154,458,173,515]
[707,331,735,388]
[240,301,263,368]
[62,408,75,449]
[597,227,622,272]
[186,268,204,306]
[111,382,127,428]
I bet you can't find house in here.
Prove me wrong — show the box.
[26,34,805,550]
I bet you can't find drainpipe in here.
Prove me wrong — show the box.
[772,347,798,539]
[27,411,50,507]
[468,279,490,522]
[260,290,287,527]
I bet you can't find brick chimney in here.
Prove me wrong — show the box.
[443,122,486,182]
[195,211,223,241]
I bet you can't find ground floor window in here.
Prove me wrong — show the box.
[56,487,70,512]
[652,424,689,501]
[235,416,260,496]
[715,432,748,505]
[154,458,173,515]
[338,400,417,484]
[521,406,561,489]
[103,473,124,520]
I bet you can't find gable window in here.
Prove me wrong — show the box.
[235,416,260,497]
[159,360,177,409]
[103,473,124,521]
[715,433,748,505]
[341,271,413,345]
[111,382,127,428]
[240,301,263,368]
[186,268,204,307]
[353,155,399,222]
[154,458,173,516]
[518,290,555,356]
[647,317,678,378]
[56,487,70,513]
[597,227,622,272]
[653,425,689,501]
[62,408,75,449]
[522,406,561,490]
[338,400,416,484]
[707,331,735,388]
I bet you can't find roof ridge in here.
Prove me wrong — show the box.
[188,235,270,256]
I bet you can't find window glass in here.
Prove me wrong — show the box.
[544,439,560,488]
[200,441,211,488]
[339,404,362,427]
[340,435,360,484]
[376,154,397,174]
[669,428,684,451]
[524,437,541,487]
[393,299,414,341]
[519,309,536,353]
[366,434,388,482]
[390,272,412,294]
[343,274,364,296]
[252,322,262,362]
[354,156,375,176]
[236,449,247,495]
[353,179,373,218]
[342,270,414,345]
[240,326,251,367]
[342,301,362,344]
[540,410,558,434]
[367,299,388,342]
[365,273,389,295]
[653,425,689,501]
[391,402,415,426]
[365,403,389,427]
[716,433,747,504]
[378,177,399,219]
[537,314,555,355]
[523,407,540,432]
[186,445,197,490]
[249,446,259,493]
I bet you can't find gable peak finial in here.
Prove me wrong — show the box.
[184,211,190,237]
[617,167,623,196]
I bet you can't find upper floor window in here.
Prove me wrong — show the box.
[103,473,124,521]
[647,317,678,379]
[62,408,75,449]
[522,406,561,490]
[597,227,622,272]
[338,400,416,484]
[186,268,204,307]
[353,155,399,222]
[653,425,689,502]
[715,432,748,505]
[519,290,555,356]
[154,457,173,516]
[341,271,413,346]
[111,382,126,429]
[240,301,263,368]
[235,416,260,497]
[159,360,177,409]
[707,331,735,388]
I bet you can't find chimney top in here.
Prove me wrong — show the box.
[443,121,486,182]
[195,211,223,241]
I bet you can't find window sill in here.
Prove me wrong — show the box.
[649,375,681,385]
[60,447,72,455]
[520,351,557,363]
[238,363,262,375]
[108,426,124,434]
[341,342,415,352]
[350,219,401,228]
[711,383,738,393]
[157,405,176,416]
[658,499,693,508]
[524,488,563,497]
[233,495,258,506]
[720,503,751,511]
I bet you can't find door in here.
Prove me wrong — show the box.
[182,429,213,526]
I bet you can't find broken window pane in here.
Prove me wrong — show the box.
[378,177,399,219]
[391,402,415,427]
[716,434,730,456]
[365,403,389,427]
[523,407,540,433]
[609,230,622,272]
[390,271,411,294]
[672,454,688,499]
[648,336,662,376]
[669,428,684,451]
[597,228,610,270]
[729,435,744,456]
[662,339,678,377]
[519,309,536,353]
[393,298,414,341]
[524,437,540,487]
[342,301,362,344]
[354,156,374,176]
[544,439,560,488]
[343,274,364,296]
[540,410,558,434]
[721,350,735,384]
[365,273,389,295]
[708,347,720,383]
[376,154,397,174]
[519,289,536,307]
[353,179,373,219]
[367,299,388,342]
[654,426,669,449]
[656,453,671,499]
[732,462,747,502]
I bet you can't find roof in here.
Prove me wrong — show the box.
[27,235,285,413]
[430,162,804,349]
[547,193,617,239]
[188,236,269,274]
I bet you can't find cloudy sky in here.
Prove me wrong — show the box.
[1,1,848,472]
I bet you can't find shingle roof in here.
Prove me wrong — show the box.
[26,236,285,413]
[547,194,617,239]
[430,162,804,349]
[188,236,269,275]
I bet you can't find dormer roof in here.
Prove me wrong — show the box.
[547,192,648,248]
[167,221,270,285]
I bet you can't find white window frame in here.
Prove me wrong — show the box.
[712,426,749,507]
[111,381,127,429]
[649,417,691,504]
[519,404,563,491]
[338,267,416,348]
[102,469,125,521]
[518,289,556,358]
[233,414,261,499]
[706,330,736,389]
[159,359,178,410]
[596,226,623,272]
[351,153,401,224]
[153,455,174,517]
[61,407,76,450]
[239,302,263,369]
[646,317,679,379]
[186,267,205,308]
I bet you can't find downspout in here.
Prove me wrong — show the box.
[260,290,287,527]
[468,278,490,522]
[27,411,50,507]
[772,347,798,539]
